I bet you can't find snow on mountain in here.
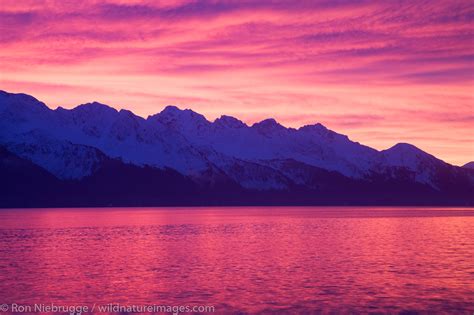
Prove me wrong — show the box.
[0,90,462,190]
[195,147,291,190]
[377,143,444,186]
[147,106,379,179]
[4,131,103,179]
[0,93,210,177]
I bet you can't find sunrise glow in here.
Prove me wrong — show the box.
[1,0,473,165]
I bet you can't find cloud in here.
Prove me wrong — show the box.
[0,0,473,164]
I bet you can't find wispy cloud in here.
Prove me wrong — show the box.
[0,0,473,165]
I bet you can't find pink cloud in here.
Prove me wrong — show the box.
[0,0,473,165]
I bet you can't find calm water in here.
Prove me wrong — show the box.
[0,207,473,314]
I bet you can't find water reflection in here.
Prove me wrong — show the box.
[0,207,473,313]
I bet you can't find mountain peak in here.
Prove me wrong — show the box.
[74,101,118,115]
[298,123,347,141]
[161,105,182,114]
[381,142,441,170]
[148,105,209,128]
[0,90,40,102]
[383,143,436,160]
[214,115,246,128]
[252,118,285,131]
[0,90,48,110]
[0,90,50,120]
[256,118,278,124]
[387,143,425,154]
[159,105,206,119]
[299,123,328,133]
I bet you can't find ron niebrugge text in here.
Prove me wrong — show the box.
[2,303,215,314]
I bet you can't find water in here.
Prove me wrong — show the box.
[0,207,473,314]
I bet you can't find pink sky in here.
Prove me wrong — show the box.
[1,0,473,165]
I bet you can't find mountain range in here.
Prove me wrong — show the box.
[1,90,473,207]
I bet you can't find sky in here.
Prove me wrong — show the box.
[0,0,473,165]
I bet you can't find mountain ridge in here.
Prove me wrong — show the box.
[1,90,472,207]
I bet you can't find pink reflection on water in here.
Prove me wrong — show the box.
[0,207,473,313]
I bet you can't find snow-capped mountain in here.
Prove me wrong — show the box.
[1,90,472,206]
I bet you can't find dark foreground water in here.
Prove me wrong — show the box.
[0,207,473,314]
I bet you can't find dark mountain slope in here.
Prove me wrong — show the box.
[1,146,472,207]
